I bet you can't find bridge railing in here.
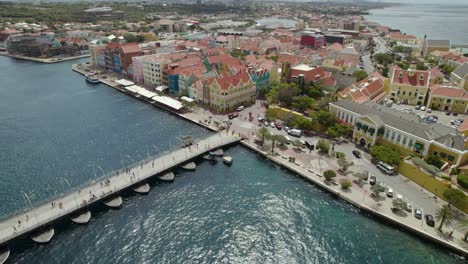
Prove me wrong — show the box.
[0,136,235,223]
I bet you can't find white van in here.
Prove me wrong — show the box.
[377,161,394,175]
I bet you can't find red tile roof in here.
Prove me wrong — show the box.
[214,72,251,90]
[120,43,141,54]
[391,68,430,87]
[430,84,468,98]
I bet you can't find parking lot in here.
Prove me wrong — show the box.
[390,103,467,128]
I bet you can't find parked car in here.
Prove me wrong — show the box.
[426,108,432,113]
[352,150,361,158]
[451,120,461,126]
[228,112,239,119]
[415,105,421,110]
[386,188,394,198]
[405,202,413,212]
[283,126,291,133]
[369,176,377,185]
[414,209,422,219]
[236,105,245,111]
[420,106,426,111]
[453,112,458,116]
[264,120,269,126]
[270,122,276,128]
[425,214,435,227]
[446,112,451,116]
[275,122,282,130]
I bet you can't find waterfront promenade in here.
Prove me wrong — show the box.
[70,63,468,257]
[0,52,90,64]
[0,132,239,246]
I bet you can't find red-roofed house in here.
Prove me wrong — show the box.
[339,72,387,104]
[119,42,143,78]
[429,66,445,84]
[289,64,332,85]
[388,67,431,105]
[208,72,256,112]
[427,83,468,113]
[386,33,418,45]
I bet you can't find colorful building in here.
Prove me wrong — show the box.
[427,84,468,113]
[388,66,431,106]
[329,100,468,167]
[208,72,256,112]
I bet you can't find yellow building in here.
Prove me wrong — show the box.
[388,66,430,106]
[427,84,468,113]
[330,100,468,167]
[208,72,256,112]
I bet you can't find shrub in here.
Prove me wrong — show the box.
[440,175,451,181]
[425,154,444,169]
[317,139,331,154]
[443,188,467,209]
[450,168,459,175]
[324,170,336,182]
[339,179,352,190]
[458,174,468,189]
[335,152,345,159]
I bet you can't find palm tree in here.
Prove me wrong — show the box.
[435,205,454,232]
[256,127,270,146]
[458,219,468,242]
[267,134,288,153]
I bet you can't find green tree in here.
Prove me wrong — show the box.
[435,205,454,232]
[310,110,336,131]
[392,198,407,211]
[290,116,313,131]
[267,134,288,153]
[123,32,138,43]
[424,154,444,169]
[353,70,368,82]
[370,185,385,198]
[292,96,316,112]
[267,82,300,106]
[458,218,468,242]
[316,139,331,154]
[339,179,352,190]
[323,170,336,182]
[443,188,467,208]
[256,127,270,146]
[439,64,456,75]
[370,145,400,165]
[327,124,352,139]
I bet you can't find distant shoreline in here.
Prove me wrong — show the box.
[0,53,90,64]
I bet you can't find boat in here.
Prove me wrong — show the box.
[85,74,100,84]
[0,246,9,264]
[102,196,123,208]
[31,226,55,244]
[180,161,196,170]
[223,156,233,165]
[132,183,150,194]
[212,149,224,156]
[70,210,91,224]
[159,172,175,181]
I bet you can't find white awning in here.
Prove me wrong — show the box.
[155,85,168,92]
[115,79,135,87]
[152,95,183,110]
[137,88,158,99]
[180,96,194,103]
[125,85,141,93]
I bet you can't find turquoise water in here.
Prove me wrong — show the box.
[365,4,468,45]
[0,57,465,263]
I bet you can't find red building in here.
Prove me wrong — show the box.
[119,43,143,79]
[300,33,325,49]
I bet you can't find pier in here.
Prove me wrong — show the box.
[0,133,239,257]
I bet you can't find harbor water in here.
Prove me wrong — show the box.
[0,57,465,263]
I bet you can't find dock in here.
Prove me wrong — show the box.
[0,133,239,253]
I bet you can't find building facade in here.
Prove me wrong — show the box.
[388,66,431,105]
